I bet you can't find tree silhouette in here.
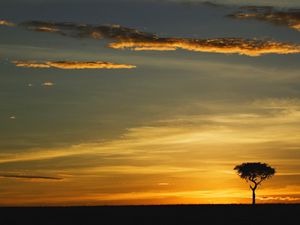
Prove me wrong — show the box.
[234,162,276,205]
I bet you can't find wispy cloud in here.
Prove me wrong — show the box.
[20,20,300,56]
[0,174,63,181]
[20,21,156,40]
[229,7,300,31]
[0,19,15,27]
[166,1,300,8]
[12,60,136,69]
[157,182,170,186]
[42,82,54,86]
[12,61,51,68]
[258,196,300,201]
[1,98,300,205]
[253,97,300,110]
[2,98,300,165]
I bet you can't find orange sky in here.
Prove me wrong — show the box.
[1,98,300,205]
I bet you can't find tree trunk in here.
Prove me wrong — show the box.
[252,188,256,205]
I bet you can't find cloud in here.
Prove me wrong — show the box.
[157,182,170,186]
[42,82,54,86]
[20,21,156,40]
[0,19,15,27]
[0,174,63,181]
[2,98,300,165]
[1,98,300,205]
[229,7,300,31]
[12,60,136,69]
[20,20,300,56]
[166,1,300,8]
[109,38,300,56]
[12,61,51,68]
[258,196,300,201]
[253,98,300,110]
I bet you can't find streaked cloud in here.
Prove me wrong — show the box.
[12,60,136,69]
[167,1,300,8]
[158,182,170,186]
[0,174,63,181]
[253,98,300,110]
[0,19,15,27]
[0,149,78,164]
[257,196,300,201]
[20,20,300,56]
[109,38,300,56]
[229,7,300,31]
[2,98,300,164]
[13,61,51,68]
[1,98,300,205]
[46,61,136,69]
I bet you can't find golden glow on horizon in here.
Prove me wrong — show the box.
[0,180,299,206]
[0,98,300,205]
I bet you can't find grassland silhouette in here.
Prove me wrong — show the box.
[2,162,298,225]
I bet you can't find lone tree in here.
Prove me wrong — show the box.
[234,162,276,205]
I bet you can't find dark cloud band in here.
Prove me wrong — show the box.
[229,7,300,31]
[19,20,300,56]
[20,21,156,41]
[0,174,63,180]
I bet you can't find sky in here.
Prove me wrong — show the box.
[0,0,300,206]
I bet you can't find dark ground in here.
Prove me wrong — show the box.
[1,204,299,225]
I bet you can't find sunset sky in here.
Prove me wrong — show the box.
[0,0,300,206]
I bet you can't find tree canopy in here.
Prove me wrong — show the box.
[234,162,276,185]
